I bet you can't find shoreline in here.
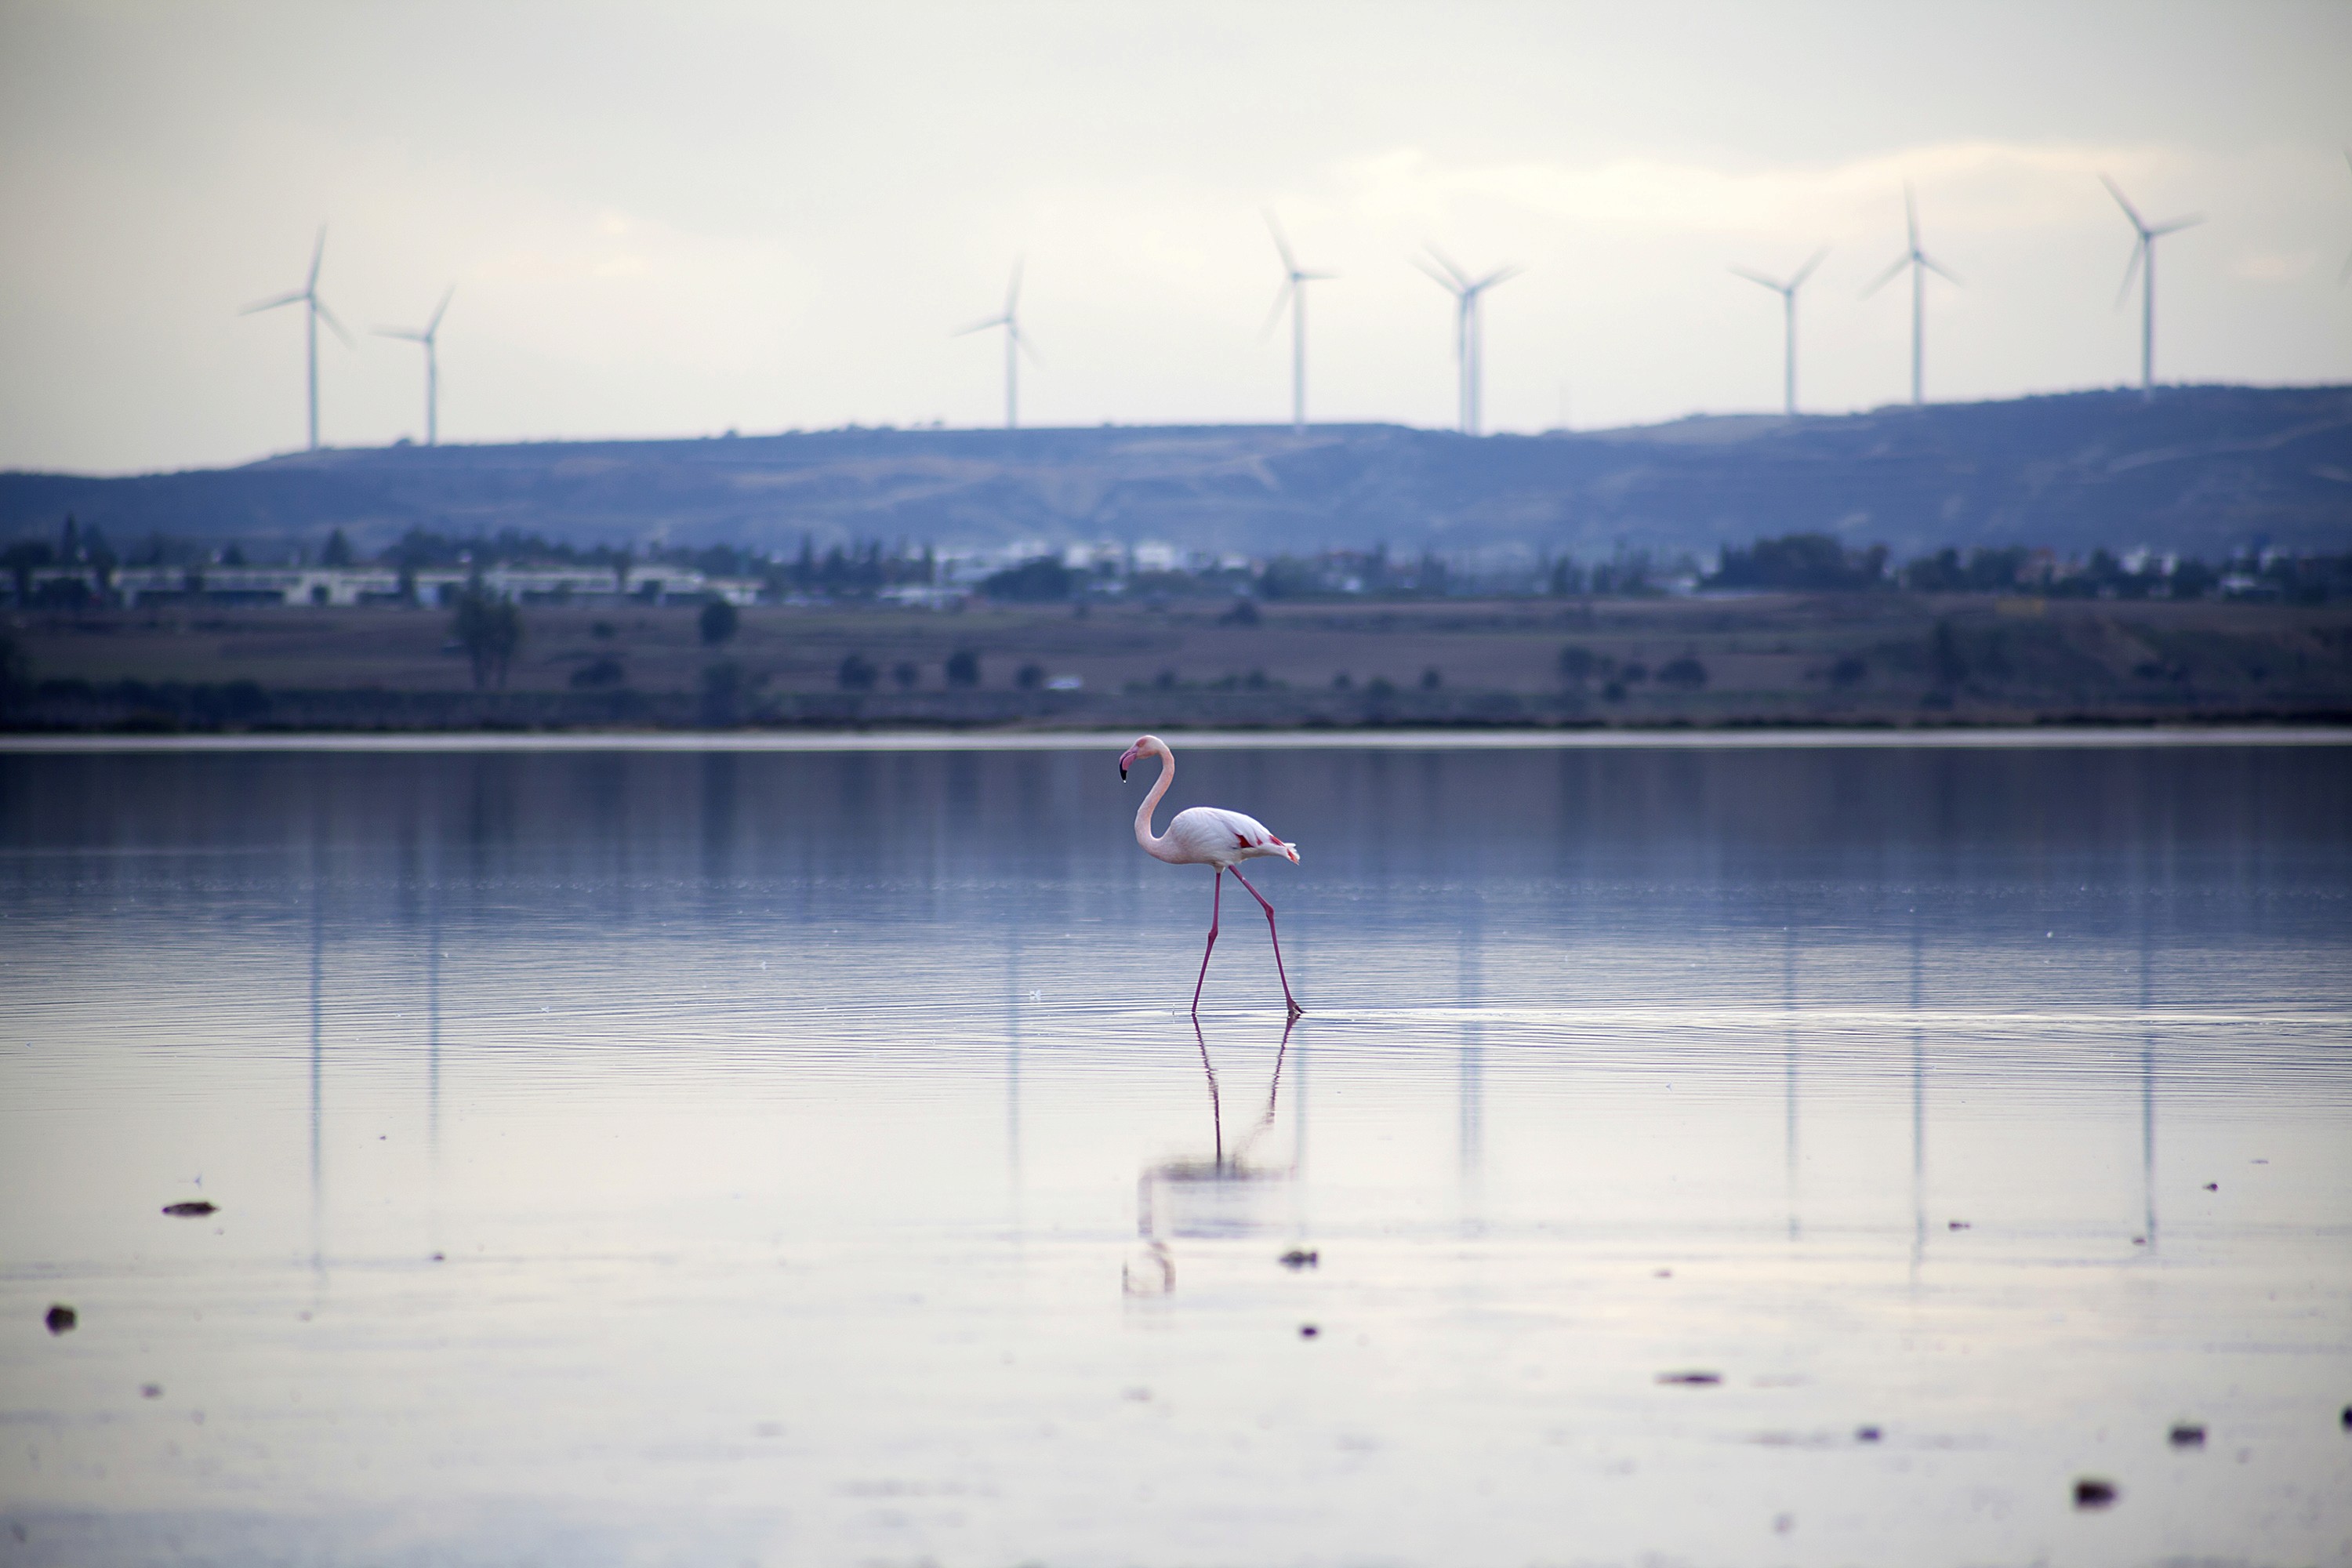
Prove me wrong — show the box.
[5,722,2348,754]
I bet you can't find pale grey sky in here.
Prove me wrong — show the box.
[2,0,2348,474]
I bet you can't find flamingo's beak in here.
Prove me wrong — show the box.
[1118,746,1139,781]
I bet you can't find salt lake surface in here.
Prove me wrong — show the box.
[2,736,2349,1566]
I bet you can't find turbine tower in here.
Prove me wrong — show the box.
[2340,150,2352,286]
[241,228,351,452]
[1415,249,1521,435]
[1730,249,1827,416]
[1861,186,1958,407]
[955,260,1033,430]
[375,286,455,445]
[2101,176,2201,398]
[1261,211,1334,434]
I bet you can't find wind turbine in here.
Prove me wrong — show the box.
[1261,212,1334,434]
[2100,176,2201,398]
[1414,249,1521,435]
[955,260,1034,430]
[241,228,351,452]
[1861,186,1958,407]
[375,286,455,445]
[1730,248,1827,416]
[2340,150,2352,286]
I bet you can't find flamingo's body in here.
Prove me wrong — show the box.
[1120,735,1302,1016]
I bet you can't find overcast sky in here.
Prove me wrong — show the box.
[2,0,2348,474]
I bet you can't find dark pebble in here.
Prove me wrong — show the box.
[2132,1236,2147,1245]
[1653,1269,1673,1279]
[2203,1182,2219,1192]
[1279,1248,1319,1269]
[161,1200,217,1218]
[430,1253,445,1262]
[1947,1220,1971,1231]
[2169,1423,2205,1447]
[1298,1323,1319,1338]
[2074,1478,2118,1509]
[1655,1370,1722,1386]
[140,1384,161,1399]
[44,1304,76,1335]
[1855,1425,1882,1443]
[2340,1405,2350,1430]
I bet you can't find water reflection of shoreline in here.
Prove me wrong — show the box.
[1125,1016,1296,1296]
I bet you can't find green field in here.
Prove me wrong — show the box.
[6,593,2350,731]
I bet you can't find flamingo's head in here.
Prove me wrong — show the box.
[1118,734,1163,782]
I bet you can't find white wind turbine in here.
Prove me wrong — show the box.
[241,227,352,452]
[2100,176,2201,398]
[1261,212,1335,433]
[1731,249,1828,416]
[376,286,455,446]
[1861,186,1959,407]
[955,260,1035,430]
[2340,150,2352,285]
[1414,248,1522,435]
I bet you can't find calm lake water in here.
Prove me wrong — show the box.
[3,737,2350,1566]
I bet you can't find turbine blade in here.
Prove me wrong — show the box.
[1918,252,1962,287]
[1791,246,1829,289]
[2115,239,2146,307]
[2099,174,2146,234]
[1263,209,1298,274]
[314,298,356,347]
[2148,216,2202,238]
[1860,254,1909,298]
[1014,325,1041,365]
[1005,258,1023,316]
[1729,265,1784,292]
[1475,264,1523,291]
[307,227,326,289]
[1904,183,1918,250]
[952,314,1008,337]
[1422,246,1470,287]
[1299,270,1338,281]
[427,285,455,334]
[1258,281,1294,342]
[240,290,307,315]
[373,327,426,341]
[1414,256,1467,295]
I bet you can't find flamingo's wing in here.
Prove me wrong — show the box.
[1175,805,1298,862]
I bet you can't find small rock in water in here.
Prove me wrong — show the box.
[161,1200,216,1218]
[1772,1512,1793,1534]
[1279,1248,1319,1269]
[44,1304,76,1335]
[2340,1405,2350,1430]
[1298,1323,1320,1339]
[2074,1478,2118,1509]
[1656,1370,1722,1386]
[1947,1220,1971,1231]
[2203,1182,2219,1192]
[140,1384,162,1399]
[1855,1425,1882,1443]
[2169,1423,2205,1447]
[430,1252,445,1262]
[2132,1236,2147,1246]
[1654,1268,1673,1279]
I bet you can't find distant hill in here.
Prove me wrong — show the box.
[5,385,2349,561]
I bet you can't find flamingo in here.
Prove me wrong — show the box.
[1119,734,1302,1017]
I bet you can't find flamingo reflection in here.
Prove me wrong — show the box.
[1124,1015,1298,1296]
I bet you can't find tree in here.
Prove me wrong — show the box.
[322,528,354,568]
[453,589,522,688]
[838,652,879,690]
[980,556,1073,602]
[1558,644,1599,683]
[2,541,53,605]
[1658,655,1708,689]
[945,648,981,688]
[1931,619,1967,691]
[698,598,739,647]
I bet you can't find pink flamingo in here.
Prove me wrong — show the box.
[1120,734,1303,1017]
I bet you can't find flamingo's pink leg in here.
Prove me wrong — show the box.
[1229,866,1302,1017]
[1190,869,1221,1015]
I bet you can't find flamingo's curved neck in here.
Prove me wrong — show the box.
[1136,746,1179,861]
